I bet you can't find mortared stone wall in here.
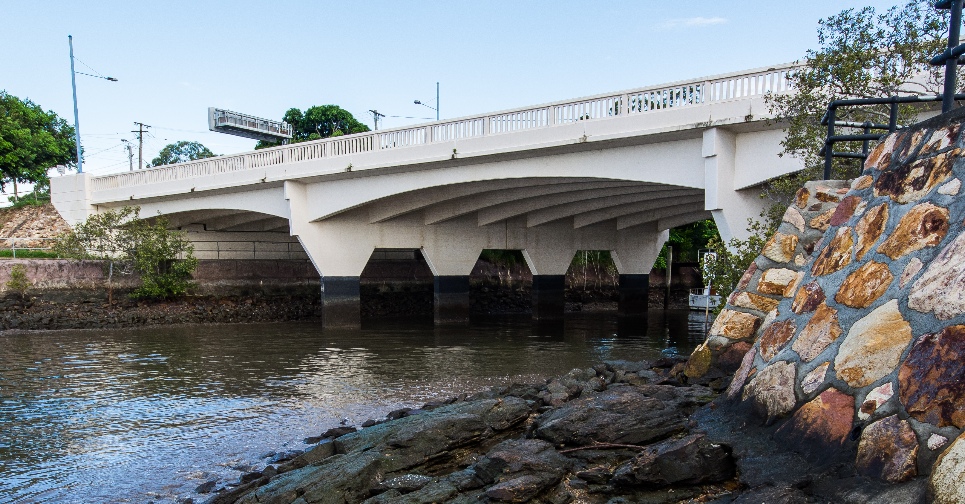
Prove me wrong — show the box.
[687,107,965,501]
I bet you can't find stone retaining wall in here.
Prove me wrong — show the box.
[687,107,965,500]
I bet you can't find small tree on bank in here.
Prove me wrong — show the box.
[55,207,198,301]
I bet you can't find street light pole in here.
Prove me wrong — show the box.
[69,35,83,174]
[435,82,439,121]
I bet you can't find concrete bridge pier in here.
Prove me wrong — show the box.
[421,245,479,326]
[521,248,575,321]
[613,225,668,319]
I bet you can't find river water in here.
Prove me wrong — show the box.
[0,310,710,503]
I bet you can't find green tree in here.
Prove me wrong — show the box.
[766,0,955,203]
[256,105,370,149]
[6,264,32,300]
[653,219,720,270]
[148,141,216,167]
[55,206,198,301]
[0,91,76,200]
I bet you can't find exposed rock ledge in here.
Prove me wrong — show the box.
[197,360,927,504]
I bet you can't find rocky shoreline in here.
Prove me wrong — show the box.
[192,359,927,504]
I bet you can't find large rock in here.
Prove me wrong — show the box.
[812,227,854,276]
[776,388,854,454]
[931,433,965,504]
[791,281,825,314]
[732,292,780,313]
[708,309,761,340]
[834,300,912,388]
[758,320,796,361]
[477,439,568,502]
[877,203,949,259]
[757,268,798,296]
[874,148,958,204]
[909,232,965,320]
[610,433,735,488]
[855,415,918,483]
[532,385,709,447]
[834,261,894,309]
[898,325,965,428]
[855,203,888,260]
[762,232,799,263]
[727,347,758,399]
[743,361,797,421]
[792,302,842,362]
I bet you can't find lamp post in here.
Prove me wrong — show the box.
[68,35,117,174]
[414,82,439,121]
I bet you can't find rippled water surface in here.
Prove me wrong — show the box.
[0,310,709,503]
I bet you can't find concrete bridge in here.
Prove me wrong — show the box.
[52,62,805,327]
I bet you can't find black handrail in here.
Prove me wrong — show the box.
[820,95,965,179]
[932,0,965,113]
[819,1,965,180]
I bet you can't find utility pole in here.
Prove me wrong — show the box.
[69,35,83,173]
[122,139,135,171]
[132,122,151,169]
[368,109,385,130]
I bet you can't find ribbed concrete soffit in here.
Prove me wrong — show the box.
[525,188,703,227]
[350,177,612,224]
[572,195,705,229]
[205,212,281,231]
[420,181,656,225]
[616,209,711,231]
[476,184,694,226]
[161,209,246,229]
[221,216,287,233]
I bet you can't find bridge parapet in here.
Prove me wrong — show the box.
[89,63,798,193]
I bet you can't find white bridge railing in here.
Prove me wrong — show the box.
[91,63,798,192]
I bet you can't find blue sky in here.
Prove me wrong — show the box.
[1,0,908,184]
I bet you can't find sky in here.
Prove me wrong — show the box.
[1,0,910,195]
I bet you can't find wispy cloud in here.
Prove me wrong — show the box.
[659,17,728,30]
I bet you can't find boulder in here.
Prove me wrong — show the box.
[610,433,735,488]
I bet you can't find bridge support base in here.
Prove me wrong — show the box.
[321,276,361,329]
[434,275,470,325]
[618,274,650,318]
[532,275,566,321]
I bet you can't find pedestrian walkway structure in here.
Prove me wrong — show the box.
[53,63,806,327]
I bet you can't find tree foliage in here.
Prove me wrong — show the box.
[653,219,720,270]
[148,141,216,167]
[766,0,956,201]
[0,91,76,192]
[256,105,369,149]
[55,206,198,300]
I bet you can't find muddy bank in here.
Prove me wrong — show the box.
[195,359,926,504]
[0,288,321,331]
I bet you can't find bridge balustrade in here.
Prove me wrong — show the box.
[89,63,798,193]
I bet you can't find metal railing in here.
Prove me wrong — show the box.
[189,240,308,260]
[91,63,799,192]
[1,237,58,258]
[821,94,965,179]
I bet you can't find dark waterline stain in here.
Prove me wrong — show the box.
[0,310,707,503]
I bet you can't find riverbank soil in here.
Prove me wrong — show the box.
[201,359,926,504]
[0,288,321,331]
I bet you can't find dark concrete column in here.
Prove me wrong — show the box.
[321,276,361,329]
[531,274,566,321]
[434,275,470,325]
[618,273,650,318]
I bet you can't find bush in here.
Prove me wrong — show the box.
[6,263,31,299]
[54,206,198,300]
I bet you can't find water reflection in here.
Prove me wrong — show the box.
[0,310,707,503]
